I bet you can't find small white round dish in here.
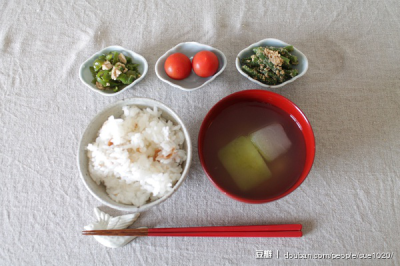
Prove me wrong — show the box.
[77,97,192,212]
[79,46,148,96]
[155,42,227,91]
[236,38,308,88]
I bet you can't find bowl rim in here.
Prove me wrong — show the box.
[79,45,149,96]
[155,41,227,91]
[198,89,315,204]
[235,38,308,88]
[77,97,192,212]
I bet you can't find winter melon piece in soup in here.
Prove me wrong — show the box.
[218,136,271,191]
[250,123,292,162]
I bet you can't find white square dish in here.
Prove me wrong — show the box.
[155,42,227,91]
[79,45,148,96]
[236,38,308,88]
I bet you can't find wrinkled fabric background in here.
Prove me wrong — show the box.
[1,0,399,265]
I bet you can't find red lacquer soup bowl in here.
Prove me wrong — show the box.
[198,90,315,203]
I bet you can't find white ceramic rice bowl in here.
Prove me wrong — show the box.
[77,98,192,212]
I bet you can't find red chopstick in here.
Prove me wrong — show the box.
[146,231,302,237]
[82,224,302,238]
[148,224,301,233]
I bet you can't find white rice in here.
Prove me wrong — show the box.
[87,105,187,207]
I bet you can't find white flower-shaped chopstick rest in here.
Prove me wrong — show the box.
[84,208,141,248]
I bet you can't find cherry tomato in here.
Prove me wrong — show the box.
[192,51,219,78]
[164,53,192,80]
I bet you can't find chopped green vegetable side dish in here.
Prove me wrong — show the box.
[240,45,298,85]
[90,51,141,92]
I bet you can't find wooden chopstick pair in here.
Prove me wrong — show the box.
[82,224,302,238]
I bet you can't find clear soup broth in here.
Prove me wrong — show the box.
[202,100,306,200]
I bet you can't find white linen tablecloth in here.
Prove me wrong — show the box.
[1,0,399,265]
